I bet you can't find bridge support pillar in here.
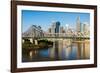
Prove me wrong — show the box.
[29,38,38,45]
[34,40,38,45]
[29,38,33,43]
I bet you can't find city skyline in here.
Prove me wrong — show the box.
[22,10,90,32]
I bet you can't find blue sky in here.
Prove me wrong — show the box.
[22,10,90,32]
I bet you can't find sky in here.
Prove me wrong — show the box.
[22,10,90,32]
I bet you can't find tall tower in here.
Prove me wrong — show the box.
[76,16,81,32]
[83,23,87,32]
[51,21,60,33]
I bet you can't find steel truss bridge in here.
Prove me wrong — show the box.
[22,33,90,39]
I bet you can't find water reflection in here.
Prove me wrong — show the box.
[22,39,90,62]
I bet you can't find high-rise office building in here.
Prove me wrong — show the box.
[82,23,90,36]
[48,27,51,33]
[83,23,87,32]
[51,21,60,33]
[83,23,90,32]
[60,26,65,33]
[76,16,81,32]
[51,21,60,37]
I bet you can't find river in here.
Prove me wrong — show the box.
[22,39,90,62]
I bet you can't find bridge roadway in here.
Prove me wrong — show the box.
[22,36,90,39]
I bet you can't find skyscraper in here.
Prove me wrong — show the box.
[51,21,60,37]
[51,21,60,33]
[83,23,87,32]
[82,23,90,36]
[76,16,81,32]
[83,23,90,32]
[48,27,51,33]
[60,26,65,33]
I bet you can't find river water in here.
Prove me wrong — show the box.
[22,39,90,62]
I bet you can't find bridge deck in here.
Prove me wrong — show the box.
[22,37,90,39]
